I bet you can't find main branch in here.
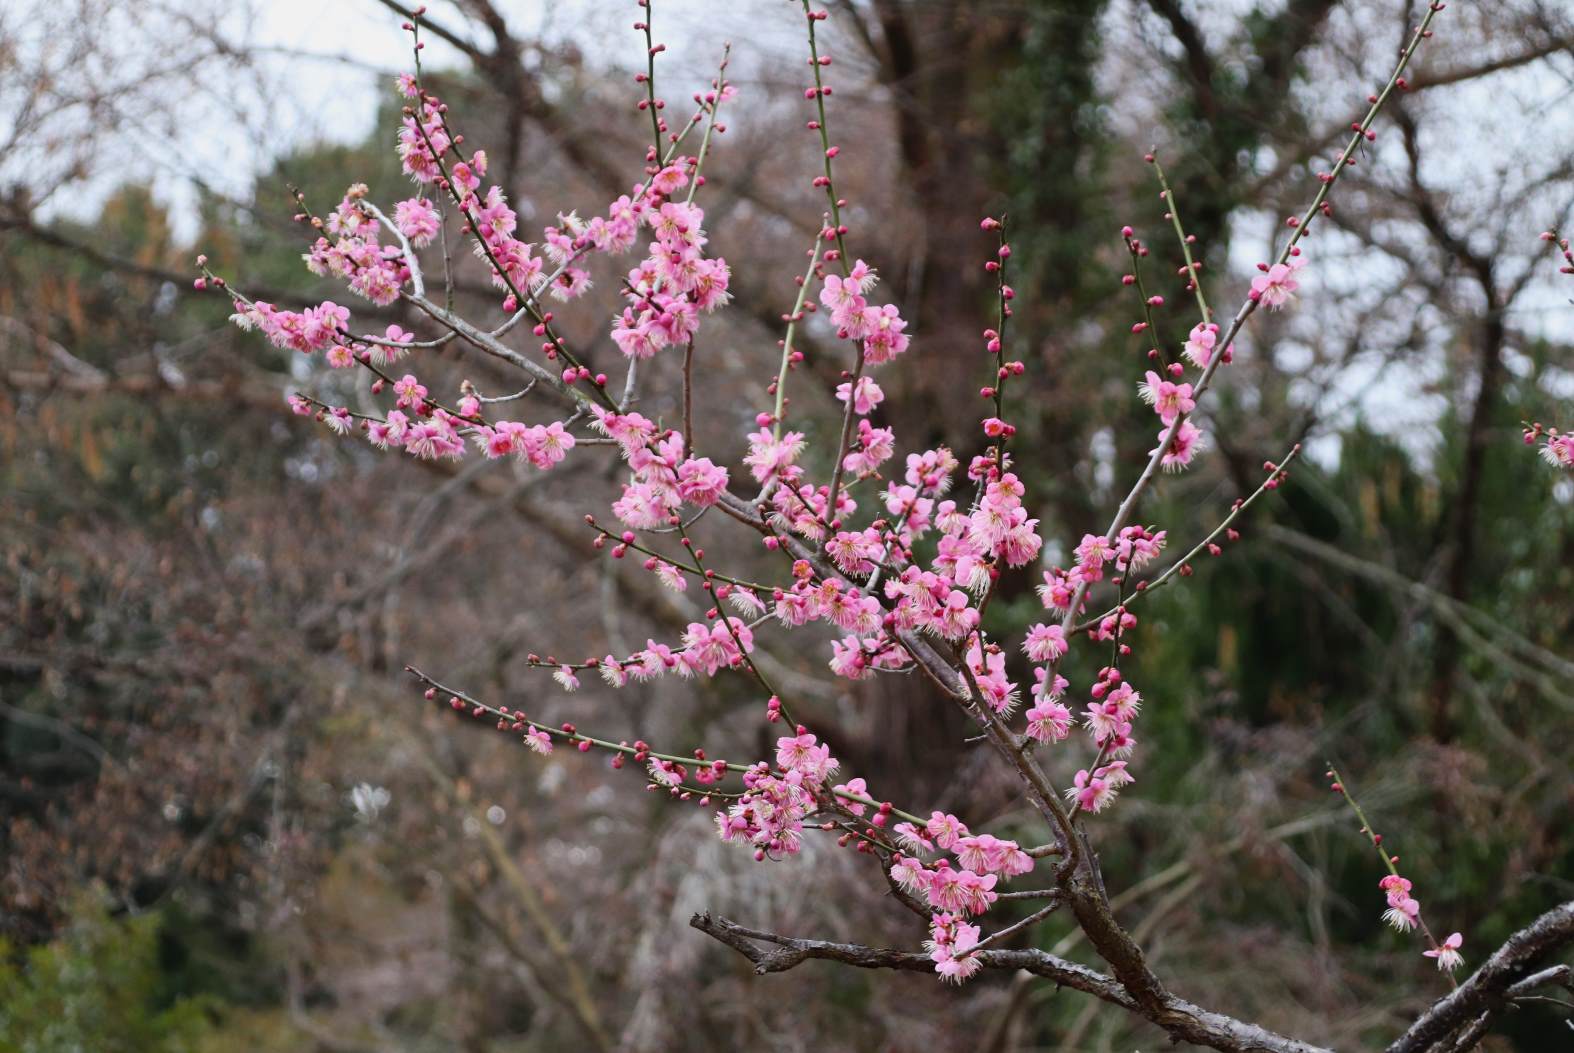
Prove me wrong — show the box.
[690,913,1333,1053]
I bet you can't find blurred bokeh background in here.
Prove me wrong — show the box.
[3,1,1573,1049]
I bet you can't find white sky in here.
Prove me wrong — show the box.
[31,0,792,240]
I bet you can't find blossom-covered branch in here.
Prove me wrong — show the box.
[197,0,1574,1047]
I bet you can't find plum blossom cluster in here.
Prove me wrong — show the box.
[1540,432,1574,468]
[818,259,910,364]
[924,913,984,983]
[1381,869,1464,972]
[1248,251,1306,310]
[588,406,732,530]
[888,812,1038,982]
[1523,422,1574,469]
[535,611,759,691]
[206,59,745,479]
[303,188,412,306]
[1183,320,1227,370]
[715,730,837,861]
[395,80,596,311]
[1140,355,1205,473]
[609,184,733,359]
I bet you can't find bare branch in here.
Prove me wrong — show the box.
[1411,35,1574,90]
[689,913,1334,1053]
[1507,963,1573,999]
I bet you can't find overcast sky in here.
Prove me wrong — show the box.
[8,0,1570,475]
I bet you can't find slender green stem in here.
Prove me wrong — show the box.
[640,2,663,158]
[1151,157,1212,327]
[800,3,848,271]
[1125,235,1169,366]
[773,233,825,440]
[684,46,732,206]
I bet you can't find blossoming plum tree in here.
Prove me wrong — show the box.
[199,2,1574,1049]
